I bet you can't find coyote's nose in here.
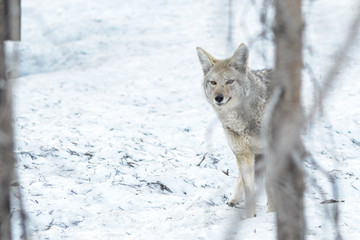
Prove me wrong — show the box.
[215,94,224,103]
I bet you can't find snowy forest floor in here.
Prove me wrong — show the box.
[8,0,360,239]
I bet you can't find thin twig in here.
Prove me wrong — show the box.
[307,5,360,124]
[197,153,207,166]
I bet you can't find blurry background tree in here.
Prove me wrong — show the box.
[0,0,21,239]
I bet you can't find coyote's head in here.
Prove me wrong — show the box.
[196,44,250,108]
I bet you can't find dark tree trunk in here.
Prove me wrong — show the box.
[0,0,16,239]
[1,0,21,41]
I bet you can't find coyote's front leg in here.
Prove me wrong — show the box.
[228,152,256,218]
[227,174,244,207]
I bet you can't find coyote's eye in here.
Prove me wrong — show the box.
[210,81,217,85]
[226,80,235,84]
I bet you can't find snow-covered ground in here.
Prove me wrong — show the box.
[9,0,360,239]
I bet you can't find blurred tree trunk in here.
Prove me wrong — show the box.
[0,1,16,239]
[267,0,305,240]
[2,0,21,41]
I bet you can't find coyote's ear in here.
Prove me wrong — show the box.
[196,47,216,75]
[230,43,249,71]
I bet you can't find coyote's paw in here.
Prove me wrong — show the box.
[227,199,241,207]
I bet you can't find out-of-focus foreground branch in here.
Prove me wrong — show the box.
[0,0,21,239]
[307,4,360,124]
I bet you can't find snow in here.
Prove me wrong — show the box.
[8,0,360,239]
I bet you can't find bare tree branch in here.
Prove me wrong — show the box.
[307,4,360,124]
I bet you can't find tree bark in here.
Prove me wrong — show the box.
[0,0,15,239]
[1,0,21,41]
[267,0,305,239]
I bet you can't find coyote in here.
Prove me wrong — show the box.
[196,44,274,217]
